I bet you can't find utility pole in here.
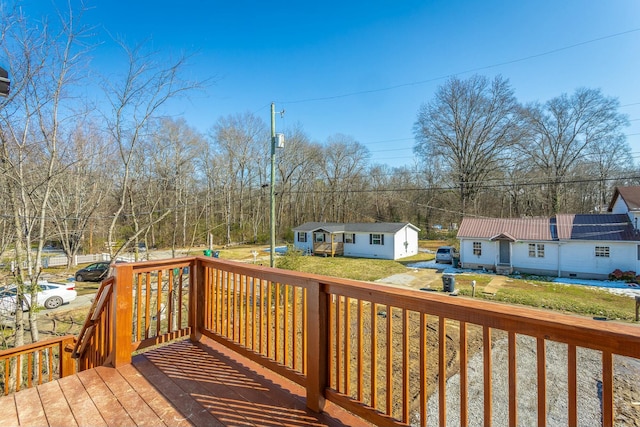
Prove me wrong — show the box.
[269,103,284,267]
[270,103,276,267]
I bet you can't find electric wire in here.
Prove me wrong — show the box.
[277,28,640,105]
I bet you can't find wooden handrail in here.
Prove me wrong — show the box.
[72,277,114,361]
[0,335,76,359]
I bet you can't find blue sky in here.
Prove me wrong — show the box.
[19,0,640,168]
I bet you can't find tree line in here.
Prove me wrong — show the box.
[0,2,636,345]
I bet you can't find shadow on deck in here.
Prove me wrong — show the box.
[0,337,367,427]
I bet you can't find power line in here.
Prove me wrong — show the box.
[281,174,640,195]
[277,28,640,105]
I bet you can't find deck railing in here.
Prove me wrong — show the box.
[71,256,640,427]
[73,258,194,369]
[0,335,75,395]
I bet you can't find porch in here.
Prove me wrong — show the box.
[313,242,344,257]
[1,256,639,426]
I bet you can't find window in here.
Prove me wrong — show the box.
[297,232,307,243]
[344,233,355,244]
[537,244,545,257]
[473,242,482,256]
[595,246,610,258]
[314,233,325,243]
[370,233,384,245]
[528,243,545,258]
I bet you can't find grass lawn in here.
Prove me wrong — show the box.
[446,274,638,322]
[276,244,639,323]
[277,248,434,281]
[37,242,640,323]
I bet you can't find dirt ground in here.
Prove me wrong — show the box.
[374,269,639,425]
[374,267,444,291]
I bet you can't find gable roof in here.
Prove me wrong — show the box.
[293,222,419,234]
[607,186,640,212]
[458,214,640,242]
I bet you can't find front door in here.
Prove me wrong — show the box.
[499,240,510,264]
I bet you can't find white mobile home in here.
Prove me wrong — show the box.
[457,211,640,279]
[292,222,420,260]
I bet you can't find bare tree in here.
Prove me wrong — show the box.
[319,134,370,222]
[47,121,111,266]
[146,118,205,256]
[209,112,268,243]
[587,135,634,209]
[276,124,322,232]
[0,3,91,346]
[102,39,203,260]
[414,75,523,215]
[519,88,628,215]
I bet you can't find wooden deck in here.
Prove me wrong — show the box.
[0,337,368,427]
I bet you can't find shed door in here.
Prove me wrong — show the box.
[499,240,510,264]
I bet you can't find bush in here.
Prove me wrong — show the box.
[276,244,304,271]
[608,269,637,282]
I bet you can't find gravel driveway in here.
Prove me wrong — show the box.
[423,334,640,426]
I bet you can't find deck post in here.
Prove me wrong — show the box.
[190,258,205,342]
[59,336,77,377]
[111,264,134,367]
[306,279,328,412]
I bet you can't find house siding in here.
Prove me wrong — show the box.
[393,226,419,259]
[292,222,420,260]
[344,232,394,259]
[460,239,496,269]
[510,241,559,273]
[610,191,640,227]
[460,238,640,279]
[611,196,628,215]
[559,241,638,279]
[295,231,313,254]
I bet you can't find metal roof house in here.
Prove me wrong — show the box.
[457,187,640,279]
[292,222,420,260]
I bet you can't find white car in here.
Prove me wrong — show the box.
[0,281,77,315]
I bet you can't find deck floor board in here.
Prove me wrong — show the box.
[0,337,369,427]
[37,380,78,427]
[57,374,107,427]
[0,389,18,426]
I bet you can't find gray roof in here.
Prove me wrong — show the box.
[457,214,640,242]
[293,222,419,234]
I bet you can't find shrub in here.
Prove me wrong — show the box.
[608,269,637,282]
[609,269,623,280]
[276,244,304,271]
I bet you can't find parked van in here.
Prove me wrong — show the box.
[435,246,458,264]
